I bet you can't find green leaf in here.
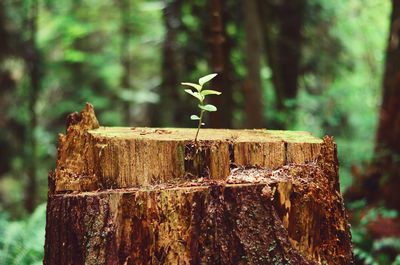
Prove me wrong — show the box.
[200,90,222,97]
[64,49,86,62]
[190,115,200,120]
[181,82,202,91]
[199,73,217,86]
[184,89,203,101]
[198,104,217,112]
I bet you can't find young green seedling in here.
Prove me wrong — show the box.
[181,73,221,142]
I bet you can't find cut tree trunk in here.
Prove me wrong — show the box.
[44,104,354,265]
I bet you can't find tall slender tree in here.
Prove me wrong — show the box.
[243,0,264,128]
[376,0,400,157]
[345,0,400,210]
[25,0,41,212]
[152,0,207,127]
[257,0,305,129]
[373,0,400,209]
[152,0,182,126]
[207,0,234,128]
[118,0,133,125]
[0,1,19,176]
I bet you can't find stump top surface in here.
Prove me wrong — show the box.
[89,127,323,143]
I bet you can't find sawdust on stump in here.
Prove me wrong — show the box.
[44,104,353,265]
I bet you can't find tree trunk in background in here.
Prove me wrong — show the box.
[243,0,264,128]
[373,0,400,209]
[0,2,18,176]
[376,0,400,153]
[207,0,234,128]
[0,2,13,62]
[0,1,18,114]
[345,0,400,210]
[257,0,305,129]
[118,0,132,125]
[25,0,40,213]
[152,0,182,127]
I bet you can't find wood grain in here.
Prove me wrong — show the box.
[45,105,353,265]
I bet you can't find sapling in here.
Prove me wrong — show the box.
[181,73,221,142]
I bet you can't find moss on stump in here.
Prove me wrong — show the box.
[44,104,353,265]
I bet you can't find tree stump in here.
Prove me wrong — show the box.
[44,104,354,265]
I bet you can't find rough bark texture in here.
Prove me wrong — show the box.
[45,105,353,264]
[373,0,400,209]
[25,0,40,212]
[243,0,264,129]
[257,0,305,129]
[345,0,400,210]
[51,103,100,193]
[376,0,400,152]
[207,0,234,128]
[53,105,322,192]
[118,0,133,125]
[151,0,183,127]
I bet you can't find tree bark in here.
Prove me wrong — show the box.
[118,0,133,125]
[345,0,400,210]
[243,0,264,128]
[25,0,40,213]
[257,0,305,129]
[0,1,19,176]
[374,0,400,209]
[44,104,353,264]
[375,0,400,162]
[151,0,183,127]
[207,0,234,128]
[52,105,322,193]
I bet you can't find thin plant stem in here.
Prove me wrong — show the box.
[195,110,204,142]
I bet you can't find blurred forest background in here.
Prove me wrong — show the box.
[0,0,400,264]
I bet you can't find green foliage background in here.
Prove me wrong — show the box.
[0,0,397,264]
[0,204,46,265]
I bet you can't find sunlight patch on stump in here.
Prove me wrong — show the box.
[44,104,354,265]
